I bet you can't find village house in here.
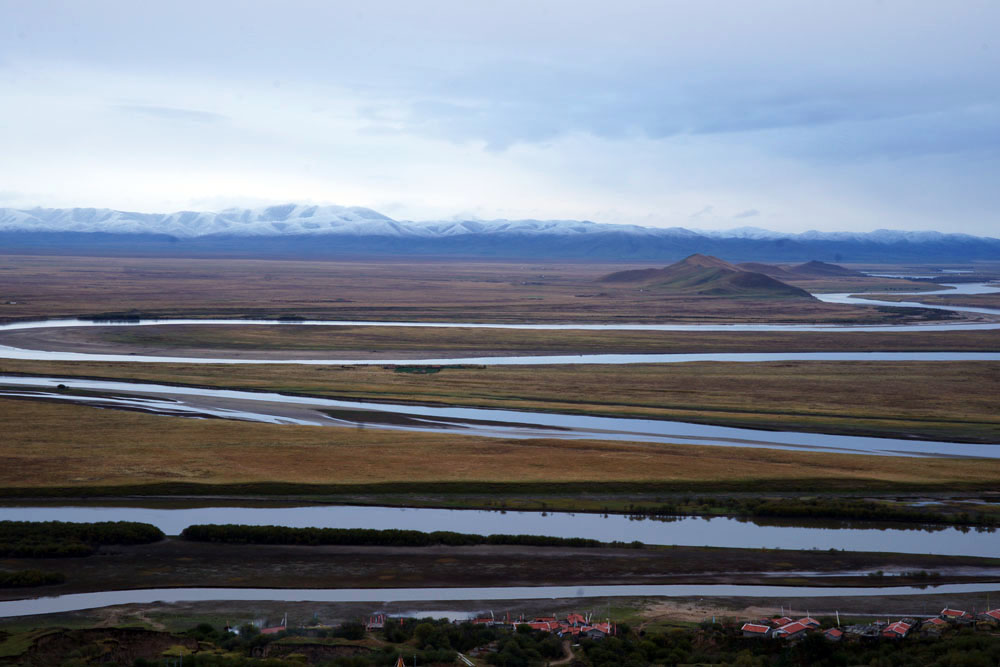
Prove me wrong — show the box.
[773,621,809,641]
[740,623,772,638]
[882,620,912,639]
[939,608,975,625]
[823,628,843,642]
[921,617,949,634]
[978,608,1000,625]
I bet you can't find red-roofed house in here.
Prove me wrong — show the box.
[922,617,948,633]
[774,622,809,640]
[882,621,911,639]
[823,628,843,642]
[773,616,793,626]
[260,613,287,635]
[741,623,772,638]
[798,616,820,628]
[940,608,974,624]
[979,609,1000,624]
[566,613,587,626]
[527,622,556,632]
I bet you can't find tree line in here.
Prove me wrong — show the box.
[180,524,639,549]
[620,496,998,528]
[0,520,164,558]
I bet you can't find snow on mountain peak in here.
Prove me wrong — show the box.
[0,205,992,246]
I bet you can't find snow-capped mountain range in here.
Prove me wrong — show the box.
[0,205,997,261]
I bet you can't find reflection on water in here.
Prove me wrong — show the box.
[0,505,996,557]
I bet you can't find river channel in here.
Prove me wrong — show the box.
[5,582,1000,618]
[0,283,996,365]
[1,505,995,557]
[1,375,996,457]
[2,282,998,615]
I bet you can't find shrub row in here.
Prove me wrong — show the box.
[0,569,66,588]
[0,521,164,558]
[180,524,636,549]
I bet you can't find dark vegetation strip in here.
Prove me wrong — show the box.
[3,479,999,500]
[180,524,641,548]
[0,521,164,558]
[631,497,999,528]
[0,569,65,588]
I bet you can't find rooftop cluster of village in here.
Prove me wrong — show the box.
[368,611,616,640]
[741,606,1000,642]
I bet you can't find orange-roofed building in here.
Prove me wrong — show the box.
[741,623,772,638]
[775,622,809,640]
[882,621,911,639]
[940,608,974,624]
[979,609,1000,624]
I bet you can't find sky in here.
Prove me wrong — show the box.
[1,0,998,235]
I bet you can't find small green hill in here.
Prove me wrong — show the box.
[600,254,814,298]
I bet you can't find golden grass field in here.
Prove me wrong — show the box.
[2,359,997,442]
[0,254,951,324]
[1,254,997,494]
[2,397,998,492]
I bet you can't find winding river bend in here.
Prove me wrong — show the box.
[2,281,998,616]
[1,375,996,457]
[1,282,998,455]
[0,282,997,365]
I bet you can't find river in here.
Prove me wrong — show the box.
[4,583,1000,618]
[1,375,996,457]
[1,505,995,557]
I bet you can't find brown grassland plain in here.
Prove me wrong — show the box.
[0,254,950,324]
[2,359,997,443]
[3,540,996,599]
[5,323,998,356]
[1,397,999,493]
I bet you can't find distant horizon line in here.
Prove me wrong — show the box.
[2,203,996,240]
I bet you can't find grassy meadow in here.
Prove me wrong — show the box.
[2,359,997,443]
[1,397,998,495]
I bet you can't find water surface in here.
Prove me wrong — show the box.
[1,505,995,557]
[4,583,1000,618]
[3,375,996,457]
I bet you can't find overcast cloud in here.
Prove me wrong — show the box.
[1,0,998,234]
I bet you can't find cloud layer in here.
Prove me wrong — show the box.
[1,0,998,234]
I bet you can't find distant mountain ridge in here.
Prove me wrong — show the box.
[0,205,997,261]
